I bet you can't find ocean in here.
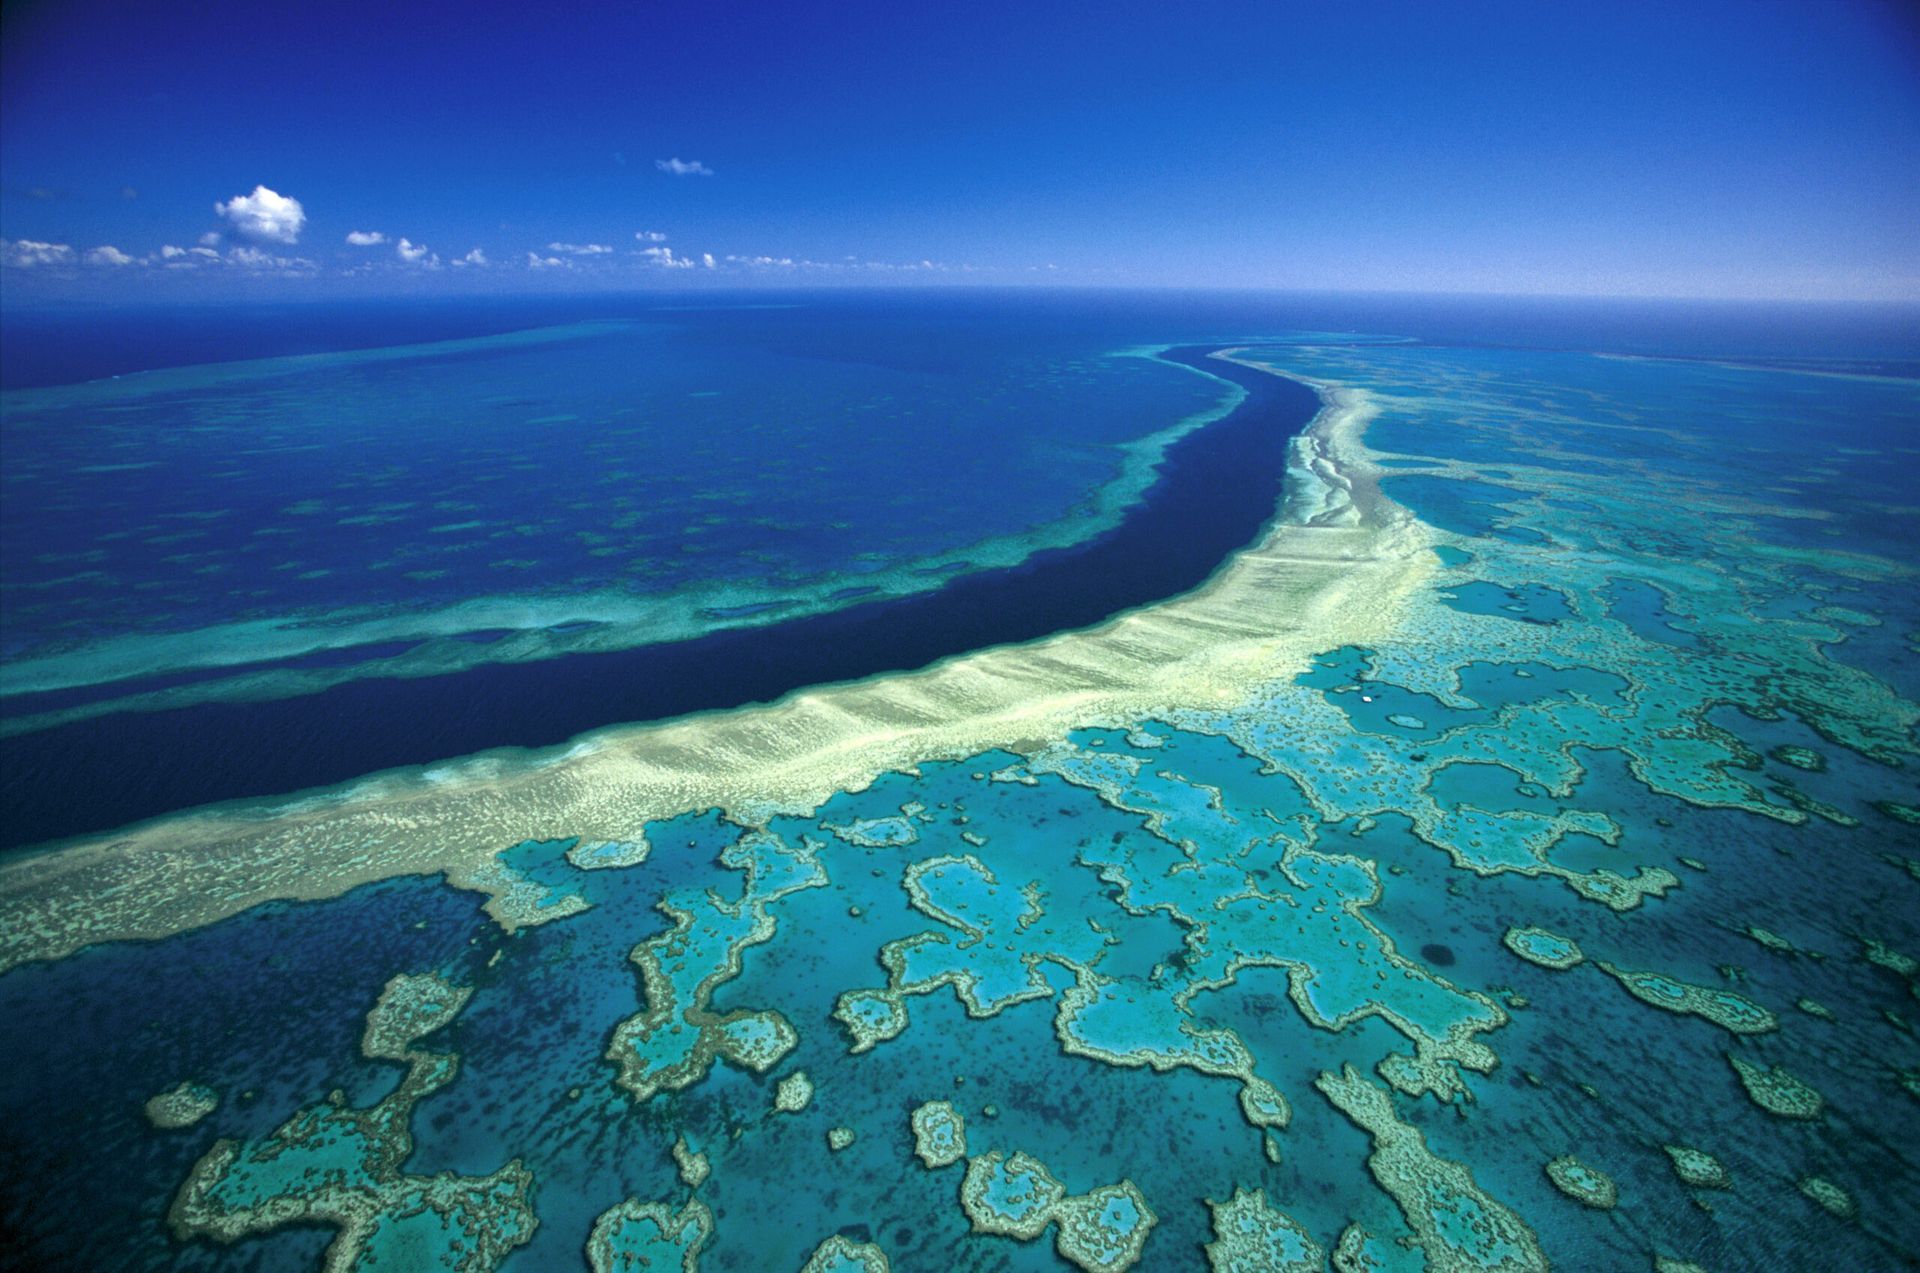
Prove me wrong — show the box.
[0,288,1915,1271]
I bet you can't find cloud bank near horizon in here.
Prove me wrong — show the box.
[0,179,995,289]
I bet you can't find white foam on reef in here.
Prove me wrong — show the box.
[0,347,1244,725]
[0,367,1438,971]
[1279,390,1370,527]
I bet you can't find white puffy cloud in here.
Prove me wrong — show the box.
[526,251,569,270]
[346,230,387,246]
[547,242,612,255]
[2,239,76,267]
[396,237,430,262]
[654,157,713,176]
[635,230,667,242]
[214,185,306,244]
[456,248,488,266]
[701,252,716,269]
[640,245,697,268]
[726,254,796,268]
[198,231,222,247]
[85,245,135,266]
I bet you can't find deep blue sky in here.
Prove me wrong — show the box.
[2,0,1916,300]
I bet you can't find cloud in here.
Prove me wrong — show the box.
[214,185,307,244]
[526,251,569,270]
[86,245,136,266]
[702,253,716,269]
[455,248,488,266]
[640,245,699,268]
[547,242,612,255]
[396,237,430,262]
[159,244,224,267]
[119,186,139,200]
[655,157,713,177]
[345,230,387,246]
[198,231,222,247]
[635,230,667,242]
[853,257,952,272]
[2,239,75,267]
[227,245,317,271]
[715,252,965,274]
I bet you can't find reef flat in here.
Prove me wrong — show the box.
[2,304,1917,1270]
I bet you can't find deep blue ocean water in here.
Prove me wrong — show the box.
[1,290,1917,1272]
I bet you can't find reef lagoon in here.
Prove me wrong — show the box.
[1,290,1917,1271]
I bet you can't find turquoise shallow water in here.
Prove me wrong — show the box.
[1,294,1918,1271]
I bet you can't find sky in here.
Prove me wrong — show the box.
[2,0,1917,302]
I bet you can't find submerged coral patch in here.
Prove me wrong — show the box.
[587,1198,713,1273]
[910,1099,967,1168]
[774,1070,815,1113]
[1798,1176,1856,1220]
[1316,1064,1545,1270]
[1598,963,1778,1034]
[672,1137,710,1189]
[959,1150,1156,1273]
[1203,1186,1324,1272]
[801,1234,891,1272]
[1663,1144,1731,1190]
[144,1081,218,1130]
[1544,1155,1618,1209]
[605,829,822,1104]
[1728,1054,1825,1120]
[961,1151,1069,1241]
[1502,926,1584,971]
[168,973,537,1271]
[566,835,652,871]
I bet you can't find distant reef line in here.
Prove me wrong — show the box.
[0,351,1440,971]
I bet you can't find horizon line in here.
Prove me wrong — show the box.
[5,279,1919,315]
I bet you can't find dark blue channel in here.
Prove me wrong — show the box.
[0,349,1317,850]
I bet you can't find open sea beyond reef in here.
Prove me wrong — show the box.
[0,289,1917,1272]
